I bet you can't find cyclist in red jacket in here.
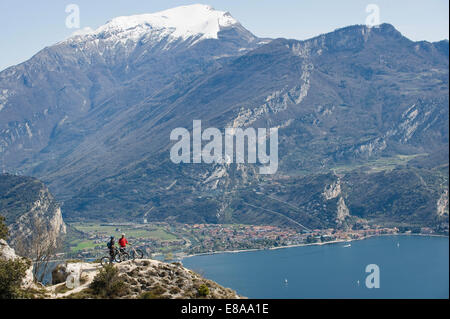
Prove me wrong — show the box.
[118,233,129,253]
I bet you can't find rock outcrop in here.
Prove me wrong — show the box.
[48,259,242,299]
[322,179,351,226]
[116,259,241,299]
[323,180,342,200]
[437,190,449,217]
[0,238,16,260]
[51,262,94,285]
[336,196,350,225]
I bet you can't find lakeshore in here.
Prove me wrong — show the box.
[180,233,448,260]
[182,235,449,298]
[62,220,448,263]
[181,239,349,259]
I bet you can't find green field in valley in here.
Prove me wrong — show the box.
[71,223,177,240]
[70,240,104,252]
[68,223,179,252]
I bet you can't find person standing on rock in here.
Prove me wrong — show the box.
[118,233,129,253]
[107,236,116,262]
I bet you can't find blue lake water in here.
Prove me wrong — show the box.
[182,236,449,298]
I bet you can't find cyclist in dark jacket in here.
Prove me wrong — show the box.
[107,236,116,261]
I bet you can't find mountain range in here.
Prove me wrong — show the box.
[0,4,448,231]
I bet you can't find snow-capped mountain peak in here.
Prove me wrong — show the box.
[71,4,238,44]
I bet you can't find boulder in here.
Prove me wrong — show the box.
[51,263,68,285]
[0,239,16,261]
[51,262,92,285]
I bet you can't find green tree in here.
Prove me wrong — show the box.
[0,215,8,240]
[197,284,210,297]
[89,264,127,298]
[0,259,29,299]
[0,214,30,299]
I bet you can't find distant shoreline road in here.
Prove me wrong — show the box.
[181,233,449,260]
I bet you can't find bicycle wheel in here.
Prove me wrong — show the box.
[132,249,144,259]
[121,252,130,262]
[115,251,129,263]
[100,256,112,266]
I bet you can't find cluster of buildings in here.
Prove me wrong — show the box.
[67,221,435,260]
[185,224,306,254]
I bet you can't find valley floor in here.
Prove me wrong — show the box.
[63,221,443,262]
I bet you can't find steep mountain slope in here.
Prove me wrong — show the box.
[0,4,261,174]
[59,23,448,227]
[0,5,448,230]
[229,167,448,232]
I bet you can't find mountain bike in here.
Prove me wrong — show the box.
[100,247,128,266]
[100,245,144,266]
[128,245,145,260]
[119,245,144,261]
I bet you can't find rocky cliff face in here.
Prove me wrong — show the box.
[0,174,66,255]
[437,190,449,217]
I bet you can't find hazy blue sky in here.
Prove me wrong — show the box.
[0,0,448,71]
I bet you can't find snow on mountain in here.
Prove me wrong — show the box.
[66,4,239,46]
